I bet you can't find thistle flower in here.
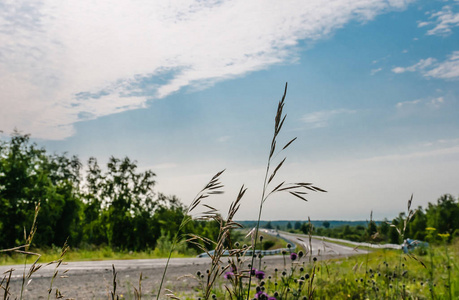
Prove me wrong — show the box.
[224,271,234,279]
[255,270,266,280]
[290,252,298,261]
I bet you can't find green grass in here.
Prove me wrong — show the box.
[179,239,458,299]
[0,246,194,265]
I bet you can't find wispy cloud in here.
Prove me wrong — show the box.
[392,51,459,80]
[391,58,436,73]
[301,109,356,129]
[0,0,413,140]
[396,97,444,109]
[418,4,459,36]
[395,99,421,108]
[370,67,383,75]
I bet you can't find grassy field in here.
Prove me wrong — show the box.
[0,246,193,265]
[183,239,458,299]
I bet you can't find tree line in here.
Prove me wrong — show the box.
[283,195,459,244]
[0,133,219,251]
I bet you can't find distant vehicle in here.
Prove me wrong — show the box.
[402,238,428,253]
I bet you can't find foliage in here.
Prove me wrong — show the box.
[0,132,221,255]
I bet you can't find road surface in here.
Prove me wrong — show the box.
[0,234,369,299]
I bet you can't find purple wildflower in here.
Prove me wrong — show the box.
[290,252,298,261]
[255,270,265,280]
[224,271,234,279]
[256,291,268,299]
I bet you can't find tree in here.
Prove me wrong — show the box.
[294,221,302,230]
[426,194,459,241]
[0,133,83,248]
[322,221,330,229]
[300,222,312,234]
[265,221,273,229]
[407,207,427,241]
[286,222,292,230]
[81,156,157,250]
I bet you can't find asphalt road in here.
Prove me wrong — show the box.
[0,234,370,299]
[0,232,366,279]
[262,229,368,257]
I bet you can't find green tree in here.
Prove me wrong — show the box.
[81,156,156,250]
[322,221,330,229]
[407,206,427,241]
[294,221,302,230]
[265,221,273,229]
[300,222,312,234]
[0,133,83,248]
[426,194,459,241]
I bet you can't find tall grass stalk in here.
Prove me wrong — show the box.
[156,170,225,300]
[246,83,326,299]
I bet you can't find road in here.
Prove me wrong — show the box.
[0,234,368,299]
[261,229,369,257]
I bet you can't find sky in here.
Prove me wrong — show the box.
[1,0,459,221]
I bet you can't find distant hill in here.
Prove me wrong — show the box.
[237,220,380,229]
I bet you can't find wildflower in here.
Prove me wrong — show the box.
[290,252,298,261]
[287,243,292,249]
[255,270,266,280]
[224,271,234,279]
[255,291,268,299]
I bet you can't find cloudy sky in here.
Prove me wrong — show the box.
[1,0,458,220]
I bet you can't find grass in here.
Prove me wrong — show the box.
[172,239,458,299]
[0,246,194,265]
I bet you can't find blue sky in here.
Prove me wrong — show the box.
[1,0,458,220]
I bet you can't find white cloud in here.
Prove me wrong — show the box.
[392,51,459,80]
[419,5,459,36]
[424,51,459,79]
[429,96,444,107]
[395,99,421,108]
[395,97,445,109]
[370,67,382,75]
[301,109,356,129]
[0,0,414,140]
[391,57,436,74]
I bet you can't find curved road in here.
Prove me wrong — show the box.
[0,232,367,279]
[263,230,368,257]
[0,234,372,299]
